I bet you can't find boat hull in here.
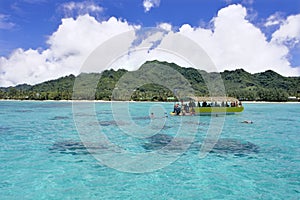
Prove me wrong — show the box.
[170,106,244,116]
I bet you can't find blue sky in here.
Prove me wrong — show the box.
[1,0,299,55]
[0,0,300,86]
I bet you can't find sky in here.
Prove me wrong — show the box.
[0,0,300,86]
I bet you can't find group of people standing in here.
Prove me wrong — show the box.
[202,101,242,107]
[173,101,196,115]
[172,100,242,115]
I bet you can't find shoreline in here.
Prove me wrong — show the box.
[241,101,300,104]
[0,99,299,104]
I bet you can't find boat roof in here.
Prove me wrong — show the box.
[190,96,239,102]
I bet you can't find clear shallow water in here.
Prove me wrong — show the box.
[0,101,299,199]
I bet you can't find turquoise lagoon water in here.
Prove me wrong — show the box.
[0,101,299,199]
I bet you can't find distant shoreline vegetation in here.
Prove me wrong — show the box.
[1,61,300,102]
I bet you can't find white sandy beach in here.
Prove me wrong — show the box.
[1,99,299,104]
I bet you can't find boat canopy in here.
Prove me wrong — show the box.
[190,96,239,102]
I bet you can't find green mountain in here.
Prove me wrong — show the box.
[1,60,299,101]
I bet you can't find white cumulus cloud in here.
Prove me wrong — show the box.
[61,1,103,17]
[271,14,300,48]
[265,12,284,27]
[0,14,15,30]
[178,4,300,76]
[143,0,160,12]
[0,15,135,86]
[158,22,172,31]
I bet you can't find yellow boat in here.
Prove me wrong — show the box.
[170,97,244,116]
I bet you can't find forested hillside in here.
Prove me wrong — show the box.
[1,61,299,101]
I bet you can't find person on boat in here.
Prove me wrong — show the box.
[188,101,193,108]
[173,103,178,112]
[191,107,195,115]
[191,101,196,108]
[182,104,186,113]
[185,103,189,113]
[177,106,181,115]
[173,103,181,115]
[235,101,239,107]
